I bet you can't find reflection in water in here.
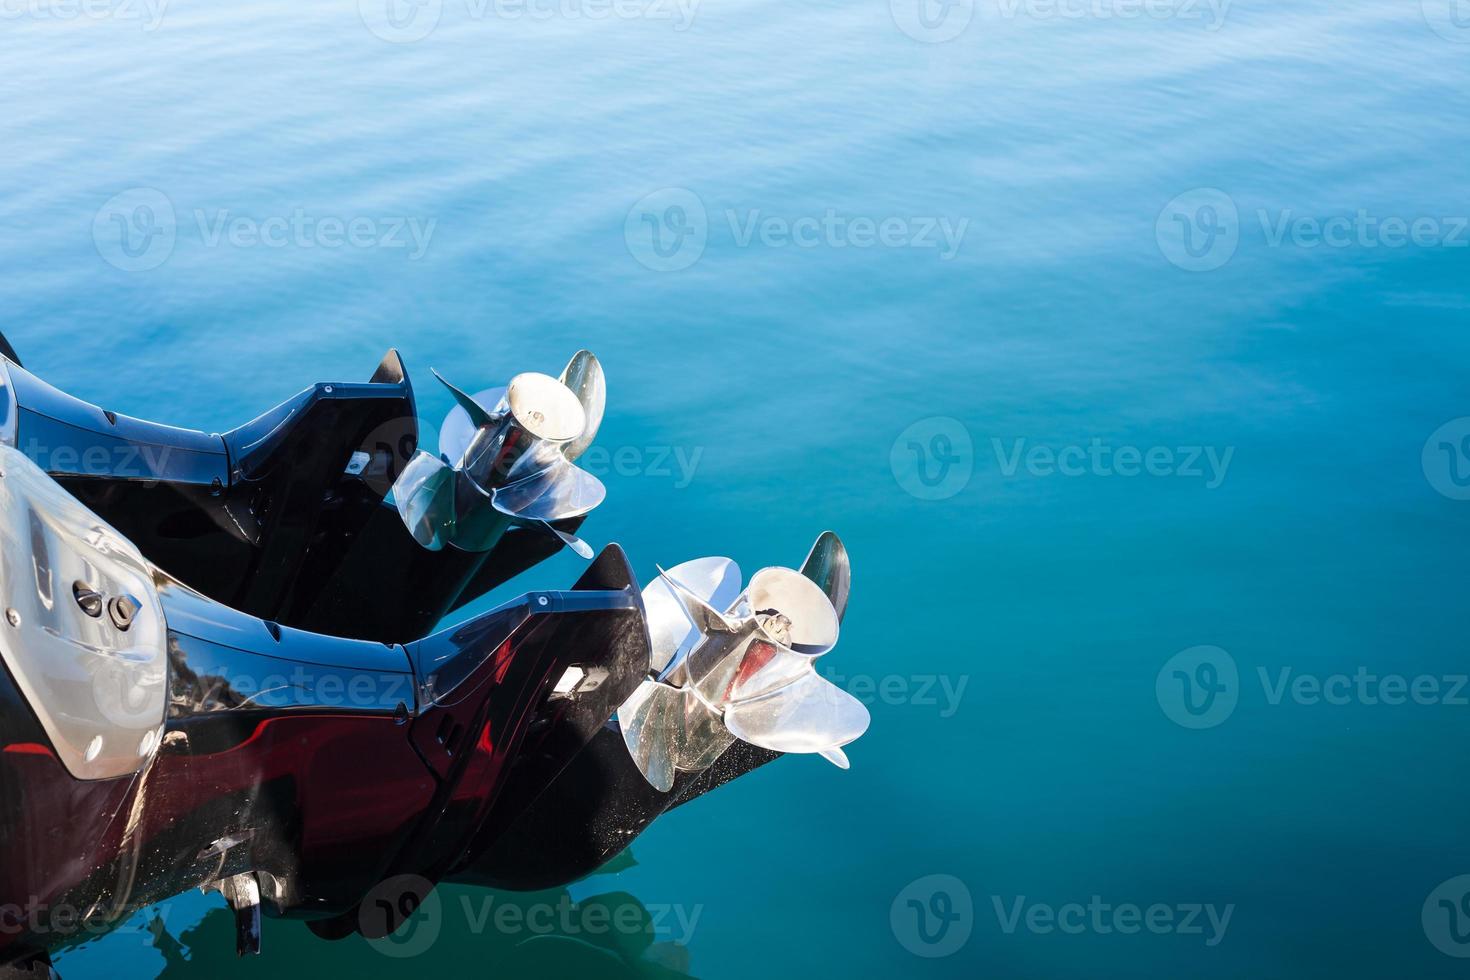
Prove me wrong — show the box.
[134,854,695,980]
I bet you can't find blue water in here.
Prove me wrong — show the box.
[2,0,1469,976]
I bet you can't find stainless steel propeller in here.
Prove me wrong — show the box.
[392,351,606,556]
[616,532,867,792]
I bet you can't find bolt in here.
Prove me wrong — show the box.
[5,609,19,627]
[108,595,141,631]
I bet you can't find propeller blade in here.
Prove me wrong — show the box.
[432,368,497,429]
[743,566,840,657]
[723,671,870,756]
[799,531,851,624]
[439,385,506,464]
[392,451,457,550]
[558,350,605,463]
[617,681,685,793]
[491,458,606,523]
[819,747,850,769]
[657,565,740,638]
[538,520,594,560]
[642,557,742,674]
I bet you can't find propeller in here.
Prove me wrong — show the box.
[392,351,606,556]
[616,532,867,792]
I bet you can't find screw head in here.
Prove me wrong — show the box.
[5,608,20,627]
[74,582,104,618]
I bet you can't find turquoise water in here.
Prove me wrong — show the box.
[2,0,1469,975]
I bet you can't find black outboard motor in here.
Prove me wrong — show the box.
[0,336,867,977]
